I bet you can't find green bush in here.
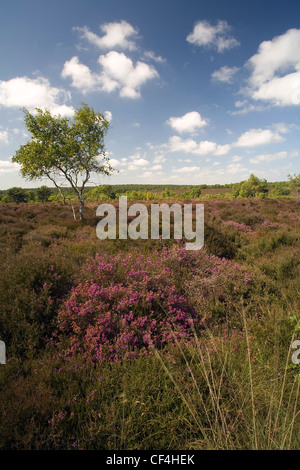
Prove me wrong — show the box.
[233,174,269,198]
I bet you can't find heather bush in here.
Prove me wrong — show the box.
[53,247,255,364]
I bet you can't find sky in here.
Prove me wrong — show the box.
[1,0,300,189]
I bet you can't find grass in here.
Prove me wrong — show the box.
[0,197,299,449]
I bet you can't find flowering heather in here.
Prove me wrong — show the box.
[223,220,253,233]
[260,219,280,228]
[55,247,254,363]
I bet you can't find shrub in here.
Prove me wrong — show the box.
[6,187,28,203]
[54,247,254,364]
[233,174,269,198]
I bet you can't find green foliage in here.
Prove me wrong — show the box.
[161,187,176,198]
[36,186,52,203]
[233,174,269,198]
[182,186,202,199]
[87,185,116,201]
[123,189,157,200]
[6,187,28,203]
[288,173,300,195]
[0,194,11,203]
[26,190,36,202]
[271,182,290,196]
[12,104,113,219]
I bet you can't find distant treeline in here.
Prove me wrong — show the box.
[0,177,295,204]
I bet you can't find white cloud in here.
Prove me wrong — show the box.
[249,151,289,164]
[0,129,9,145]
[231,99,267,114]
[152,164,162,170]
[167,111,208,134]
[61,56,99,93]
[246,28,300,106]
[0,76,74,116]
[144,51,166,63]
[211,65,239,83]
[127,154,150,171]
[153,154,166,163]
[234,128,285,147]
[74,20,138,50]
[140,171,154,178]
[61,52,159,99]
[186,20,239,52]
[226,162,250,175]
[167,135,230,156]
[0,160,20,174]
[104,110,112,122]
[231,155,243,162]
[98,51,159,98]
[107,157,128,167]
[11,128,28,139]
[172,166,201,173]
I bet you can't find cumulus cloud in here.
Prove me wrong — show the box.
[98,51,158,98]
[0,160,20,174]
[246,28,300,106]
[172,166,201,173]
[231,155,243,162]
[0,76,74,116]
[126,154,150,171]
[74,20,138,51]
[226,162,250,175]
[153,154,166,163]
[61,56,99,93]
[234,128,285,147]
[61,52,158,98]
[211,65,239,83]
[152,164,163,170]
[186,20,239,52]
[249,151,290,164]
[140,171,154,178]
[0,129,9,145]
[167,111,208,134]
[167,135,230,156]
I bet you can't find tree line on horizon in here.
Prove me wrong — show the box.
[0,175,298,204]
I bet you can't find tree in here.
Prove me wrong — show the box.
[232,174,269,198]
[288,173,300,196]
[6,187,28,203]
[27,190,36,202]
[271,182,290,196]
[182,186,202,199]
[96,184,116,199]
[13,104,114,220]
[36,186,52,203]
[162,188,176,199]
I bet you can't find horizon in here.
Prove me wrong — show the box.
[1,0,300,189]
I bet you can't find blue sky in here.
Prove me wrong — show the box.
[1,0,300,189]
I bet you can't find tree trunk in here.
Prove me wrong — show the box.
[79,198,84,221]
[71,205,77,220]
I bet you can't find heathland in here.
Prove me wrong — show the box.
[0,192,299,449]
